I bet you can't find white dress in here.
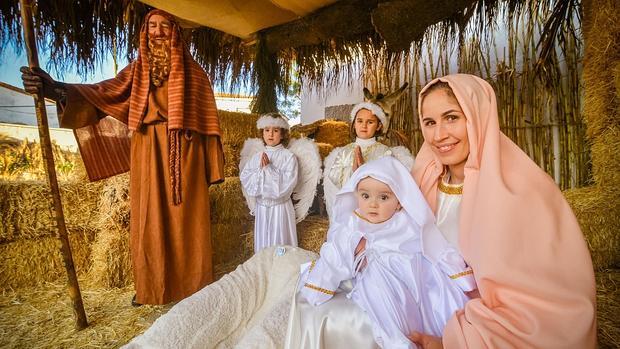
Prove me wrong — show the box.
[288,156,476,349]
[240,144,299,252]
[323,137,414,219]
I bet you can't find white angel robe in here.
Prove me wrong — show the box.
[291,156,476,349]
[240,144,299,252]
[323,137,414,218]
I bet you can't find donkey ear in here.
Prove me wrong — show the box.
[363,87,374,101]
[382,82,409,107]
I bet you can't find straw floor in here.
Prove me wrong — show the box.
[0,282,170,349]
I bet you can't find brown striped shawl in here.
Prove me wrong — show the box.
[70,10,222,190]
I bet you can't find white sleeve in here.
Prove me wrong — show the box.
[240,153,298,200]
[240,153,262,197]
[436,247,477,292]
[299,222,358,306]
[326,147,351,189]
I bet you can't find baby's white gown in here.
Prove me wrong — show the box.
[287,156,476,349]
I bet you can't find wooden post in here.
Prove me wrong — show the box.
[19,0,88,330]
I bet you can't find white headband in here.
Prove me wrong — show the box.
[257,114,290,130]
[350,102,387,127]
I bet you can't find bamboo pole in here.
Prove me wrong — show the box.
[19,0,88,330]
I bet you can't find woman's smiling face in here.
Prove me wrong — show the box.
[420,88,470,177]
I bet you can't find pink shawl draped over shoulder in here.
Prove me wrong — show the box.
[412,74,596,348]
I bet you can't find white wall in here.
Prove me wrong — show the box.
[300,75,364,125]
[215,96,253,113]
[0,83,59,127]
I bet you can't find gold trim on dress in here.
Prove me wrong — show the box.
[438,174,464,195]
[304,283,336,295]
[308,260,316,273]
[449,269,474,279]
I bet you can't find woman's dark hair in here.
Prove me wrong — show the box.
[420,81,457,100]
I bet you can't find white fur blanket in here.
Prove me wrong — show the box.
[124,246,316,349]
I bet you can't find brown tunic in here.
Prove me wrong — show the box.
[62,81,224,304]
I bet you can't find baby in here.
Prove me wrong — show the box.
[299,156,476,348]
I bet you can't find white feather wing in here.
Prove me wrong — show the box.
[239,138,265,215]
[322,147,342,221]
[288,137,322,223]
[390,145,415,171]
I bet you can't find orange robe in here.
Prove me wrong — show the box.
[61,81,224,304]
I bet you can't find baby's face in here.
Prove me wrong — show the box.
[356,177,401,224]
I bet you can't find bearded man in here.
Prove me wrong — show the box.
[21,9,225,306]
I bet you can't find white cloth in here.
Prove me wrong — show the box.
[323,138,414,219]
[240,144,299,252]
[123,246,316,349]
[293,156,476,348]
[436,188,462,251]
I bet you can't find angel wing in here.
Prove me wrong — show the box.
[288,137,322,223]
[322,146,342,221]
[389,145,415,171]
[239,138,266,215]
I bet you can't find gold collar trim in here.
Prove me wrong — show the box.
[438,175,463,195]
[354,210,373,223]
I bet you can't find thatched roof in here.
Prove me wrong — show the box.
[0,0,578,112]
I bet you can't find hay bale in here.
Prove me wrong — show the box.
[223,143,241,177]
[564,186,620,271]
[218,111,259,177]
[316,142,334,160]
[297,215,329,253]
[0,228,95,290]
[0,180,102,242]
[209,177,252,224]
[596,269,620,349]
[94,174,131,231]
[87,228,132,288]
[314,120,351,147]
[290,119,326,138]
[591,127,620,186]
[0,283,169,348]
[212,223,252,266]
[218,110,259,146]
[582,0,620,139]
[87,174,133,288]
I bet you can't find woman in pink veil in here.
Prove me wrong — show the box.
[410,73,596,348]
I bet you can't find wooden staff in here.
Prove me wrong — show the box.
[19,0,88,330]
